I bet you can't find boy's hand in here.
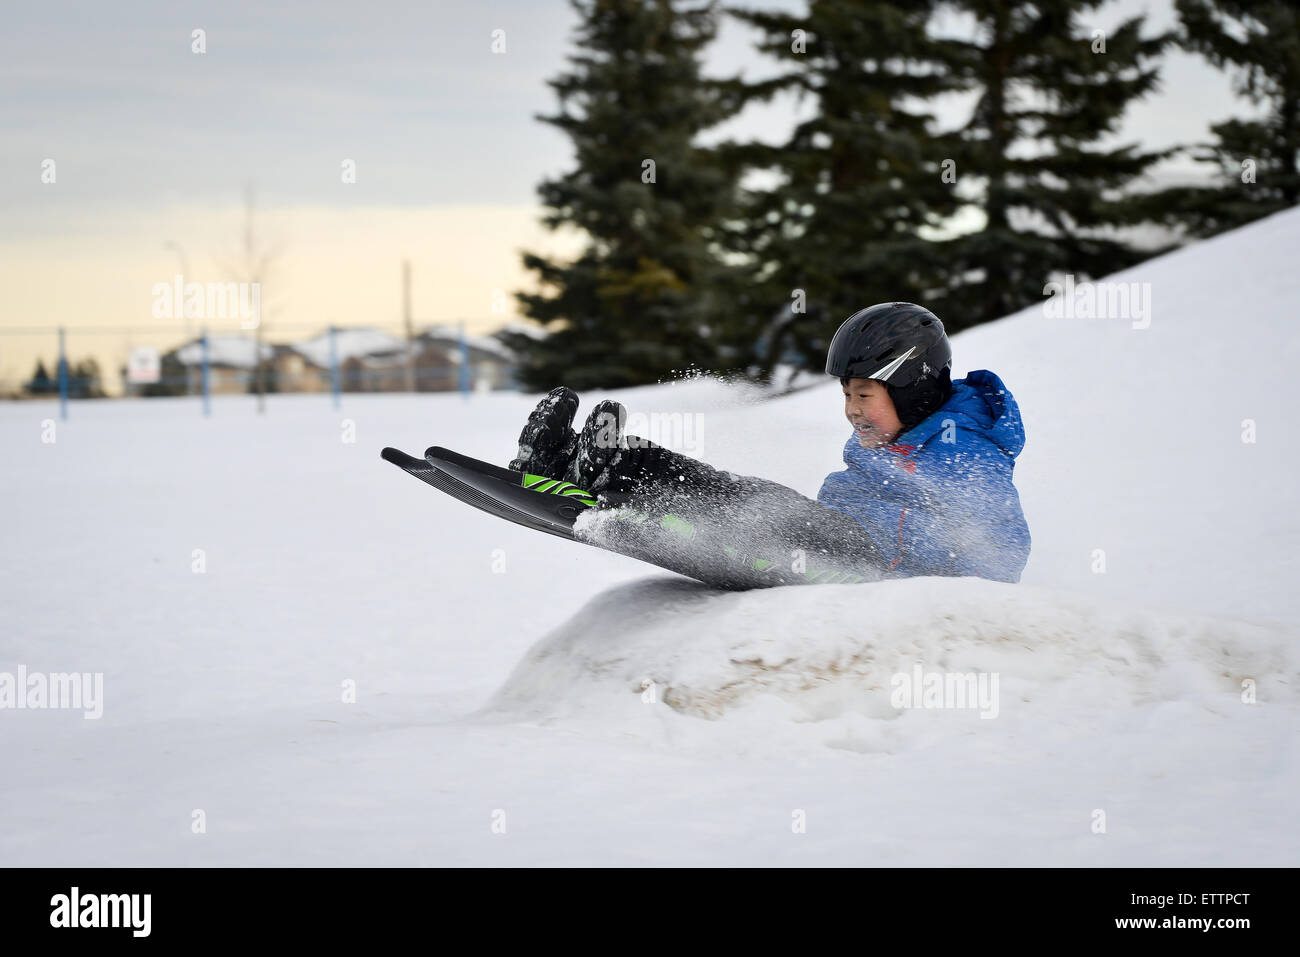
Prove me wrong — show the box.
[564,399,638,493]
[564,399,736,502]
[508,386,580,478]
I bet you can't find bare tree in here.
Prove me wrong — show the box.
[220,183,287,413]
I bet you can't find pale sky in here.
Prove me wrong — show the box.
[0,0,1255,393]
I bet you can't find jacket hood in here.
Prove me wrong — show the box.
[896,369,1026,458]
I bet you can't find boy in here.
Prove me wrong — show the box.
[509,302,1030,583]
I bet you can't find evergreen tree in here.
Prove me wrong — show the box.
[69,358,105,399]
[1157,0,1300,237]
[27,359,53,395]
[502,0,744,390]
[726,0,966,374]
[944,0,1172,328]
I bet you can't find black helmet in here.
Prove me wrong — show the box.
[825,302,951,386]
[826,302,954,431]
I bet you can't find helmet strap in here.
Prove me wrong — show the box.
[887,368,952,432]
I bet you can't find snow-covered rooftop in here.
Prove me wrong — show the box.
[420,323,515,360]
[173,335,273,369]
[292,327,407,367]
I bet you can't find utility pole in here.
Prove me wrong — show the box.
[245,185,266,415]
[403,259,416,393]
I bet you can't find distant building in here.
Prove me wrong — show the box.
[127,335,273,396]
[416,324,516,391]
[268,344,328,393]
[126,324,522,397]
[290,327,406,392]
[293,324,517,393]
[284,327,409,393]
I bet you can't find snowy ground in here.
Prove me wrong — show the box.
[2,209,1298,866]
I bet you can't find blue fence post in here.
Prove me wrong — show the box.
[57,326,68,420]
[459,322,470,398]
[200,327,211,417]
[329,325,341,410]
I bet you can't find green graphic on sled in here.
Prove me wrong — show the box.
[520,473,598,507]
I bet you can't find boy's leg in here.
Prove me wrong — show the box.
[565,403,886,578]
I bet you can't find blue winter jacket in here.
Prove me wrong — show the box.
[816,370,1031,582]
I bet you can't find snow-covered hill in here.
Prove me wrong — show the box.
[2,208,1297,866]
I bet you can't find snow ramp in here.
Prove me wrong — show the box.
[484,576,1297,722]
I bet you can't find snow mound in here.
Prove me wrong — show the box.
[486,577,1297,721]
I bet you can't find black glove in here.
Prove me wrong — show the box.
[561,397,740,502]
[508,386,580,478]
[509,388,772,505]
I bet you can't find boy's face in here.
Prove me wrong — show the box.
[843,377,904,448]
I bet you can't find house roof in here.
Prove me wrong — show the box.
[172,335,273,369]
[292,327,407,367]
[419,324,514,361]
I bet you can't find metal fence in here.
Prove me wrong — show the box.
[1,323,519,418]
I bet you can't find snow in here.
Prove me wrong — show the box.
[489,577,1294,723]
[173,335,273,369]
[291,327,406,367]
[2,208,1298,865]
